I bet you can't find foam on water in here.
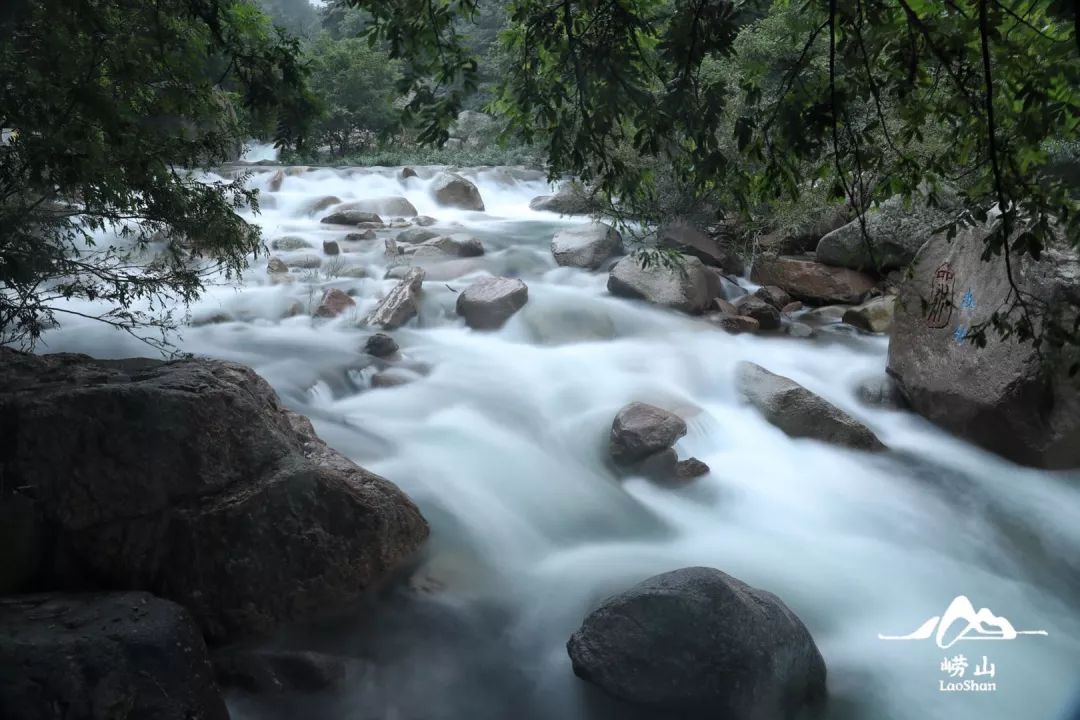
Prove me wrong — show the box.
[38,164,1080,720]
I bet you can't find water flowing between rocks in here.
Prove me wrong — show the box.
[40,161,1080,720]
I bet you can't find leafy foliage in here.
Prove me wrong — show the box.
[0,0,313,349]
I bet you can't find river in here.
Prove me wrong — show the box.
[39,159,1080,720]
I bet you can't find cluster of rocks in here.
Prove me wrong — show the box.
[0,349,430,718]
[608,402,709,483]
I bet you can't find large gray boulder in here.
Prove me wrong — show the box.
[430,172,485,211]
[751,255,876,305]
[816,197,955,273]
[608,254,718,314]
[657,221,745,276]
[324,197,417,219]
[366,267,426,330]
[456,276,529,329]
[609,402,687,466]
[888,222,1080,468]
[415,234,485,258]
[567,567,827,720]
[0,350,429,643]
[736,362,886,451]
[551,222,623,269]
[0,593,227,720]
[529,185,593,215]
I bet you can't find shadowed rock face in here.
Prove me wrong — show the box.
[567,567,827,720]
[736,361,886,451]
[888,224,1080,468]
[0,350,429,643]
[0,592,228,720]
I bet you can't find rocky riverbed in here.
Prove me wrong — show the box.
[4,162,1080,720]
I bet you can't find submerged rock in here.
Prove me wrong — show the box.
[325,197,417,219]
[418,234,485,258]
[609,402,687,466]
[364,332,399,358]
[266,257,289,275]
[567,567,827,720]
[320,209,384,226]
[0,592,227,720]
[366,267,425,330]
[751,255,876,305]
[456,276,529,329]
[270,235,311,251]
[888,222,1080,468]
[608,254,718,314]
[551,222,623,270]
[322,240,340,256]
[284,254,321,269]
[431,172,485,211]
[0,350,429,642]
[397,227,440,244]
[736,361,886,451]
[674,457,711,481]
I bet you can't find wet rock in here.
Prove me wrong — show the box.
[213,649,349,696]
[608,254,718,314]
[385,258,486,282]
[658,221,744,276]
[267,257,289,275]
[336,266,369,279]
[754,285,792,310]
[529,185,593,215]
[0,350,430,642]
[388,218,412,228]
[609,402,687,466]
[270,235,311,251]
[803,305,848,323]
[301,196,342,216]
[786,322,816,339]
[567,567,827,720]
[397,227,440,244]
[346,229,377,242]
[267,169,285,192]
[856,375,906,409]
[736,362,885,451]
[431,172,485,211]
[638,448,678,481]
[0,592,228,720]
[456,276,529,330]
[751,255,876,305]
[366,267,425,330]
[888,222,1080,468]
[816,196,956,273]
[320,209,384,226]
[371,367,423,389]
[401,167,418,179]
[355,221,386,230]
[675,457,711,480]
[326,197,417,219]
[418,234,485,258]
[551,222,623,270]
[322,240,340,256]
[733,295,782,330]
[707,313,760,333]
[284,254,321,269]
[714,297,738,315]
[364,333,399,358]
[843,296,895,333]
[782,300,804,314]
[414,215,437,226]
[314,288,356,318]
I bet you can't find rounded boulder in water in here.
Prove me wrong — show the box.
[455,276,528,330]
[430,172,485,211]
[567,567,827,720]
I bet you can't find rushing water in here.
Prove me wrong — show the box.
[40,162,1080,720]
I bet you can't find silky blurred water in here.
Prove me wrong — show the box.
[39,160,1080,720]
